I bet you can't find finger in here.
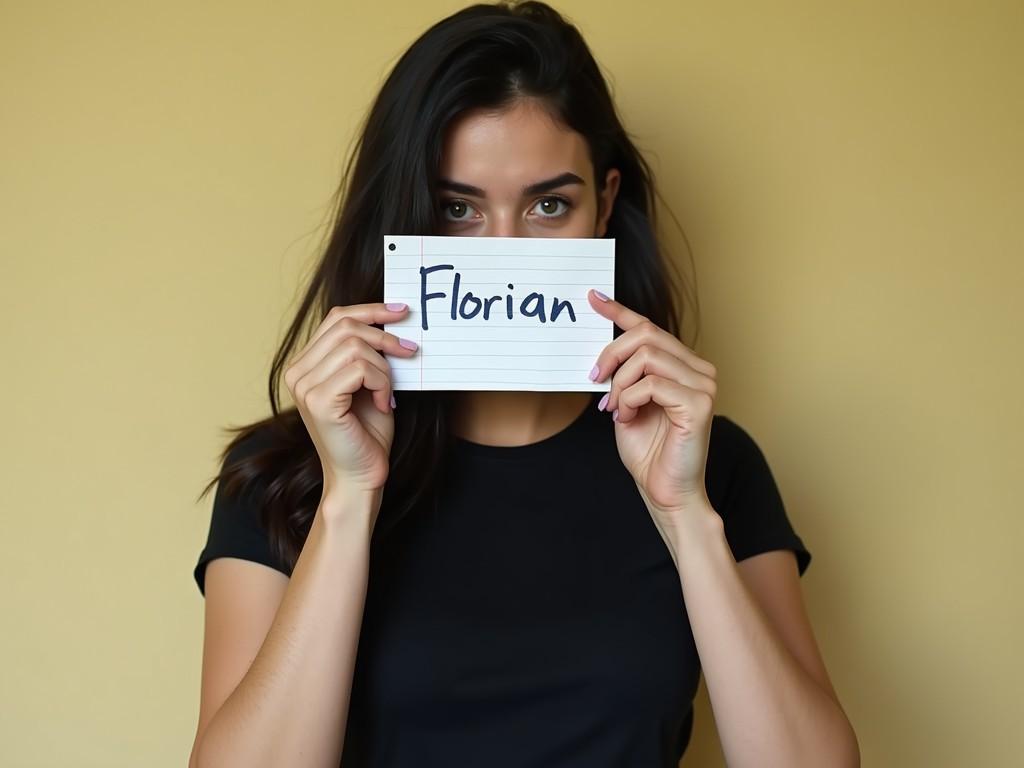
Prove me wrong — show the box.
[615,374,714,425]
[587,288,649,332]
[293,336,394,414]
[601,344,717,415]
[589,315,717,384]
[286,313,416,391]
[304,355,392,420]
[298,303,410,362]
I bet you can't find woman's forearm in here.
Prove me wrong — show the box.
[193,494,378,768]
[669,503,859,768]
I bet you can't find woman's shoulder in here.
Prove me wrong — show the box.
[705,412,811,574]
[194,419,296,596]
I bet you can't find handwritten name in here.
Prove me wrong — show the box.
[419,264,577,331]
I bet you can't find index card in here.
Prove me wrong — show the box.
[383,235,615,391]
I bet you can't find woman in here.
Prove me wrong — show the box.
[190,2,859,766]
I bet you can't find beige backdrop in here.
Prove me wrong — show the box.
[2,1,1021,766]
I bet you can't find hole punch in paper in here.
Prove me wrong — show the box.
[383,235,615,392]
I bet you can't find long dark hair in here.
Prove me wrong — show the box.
[196,0,698,570]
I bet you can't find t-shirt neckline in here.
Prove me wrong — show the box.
[451,392,602,461]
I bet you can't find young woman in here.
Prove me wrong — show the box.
[189,2,858,766]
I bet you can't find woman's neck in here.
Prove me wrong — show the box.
[448,390,594,447]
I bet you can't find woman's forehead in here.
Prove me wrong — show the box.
[439,101,592,190]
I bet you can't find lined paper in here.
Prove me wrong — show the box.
[383,235,615,391]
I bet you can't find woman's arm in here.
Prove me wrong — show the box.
[667,501,859,768]
[190,491,378,768]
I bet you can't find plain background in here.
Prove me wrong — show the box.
[2,1,1021,766]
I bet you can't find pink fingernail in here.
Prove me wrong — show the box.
[589,363,600,381]
[390,393,397,410]
[386,302,407,311]
[597,393,609,411]
[593,289,609,302]
[612,408,619,422]
[398,337,418,350]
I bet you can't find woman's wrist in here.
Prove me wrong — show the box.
[665,498,728,563]
[319,486,383,534]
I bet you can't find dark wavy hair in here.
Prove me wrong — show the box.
[196,0,698,569]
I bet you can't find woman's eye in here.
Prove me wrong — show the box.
[438,196,572,223]
[440,199,479,221]
[531,196,571,219]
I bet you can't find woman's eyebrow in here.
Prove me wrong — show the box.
[436,172,585,198]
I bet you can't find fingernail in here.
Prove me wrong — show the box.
[593,289,609,302]
[390,393,397,410]
[398,337,418,350]
[597,392,609,411]
[386,302,408,311]
[589,363,600,381]
[612,408,619,422]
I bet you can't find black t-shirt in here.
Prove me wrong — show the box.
[194,392,811,766]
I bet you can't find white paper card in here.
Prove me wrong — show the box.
[383,235,615,391]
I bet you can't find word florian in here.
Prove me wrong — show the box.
[418,264,578,331]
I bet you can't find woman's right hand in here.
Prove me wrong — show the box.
[284,302,418,501]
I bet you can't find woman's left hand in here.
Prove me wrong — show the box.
[587,289,718,527]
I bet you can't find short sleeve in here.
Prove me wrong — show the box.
[193,429,292,596]
[706,415,812,576]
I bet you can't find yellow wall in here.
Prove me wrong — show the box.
[2,1,1020,765]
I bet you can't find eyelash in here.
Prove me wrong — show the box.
[438,195,573,223]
